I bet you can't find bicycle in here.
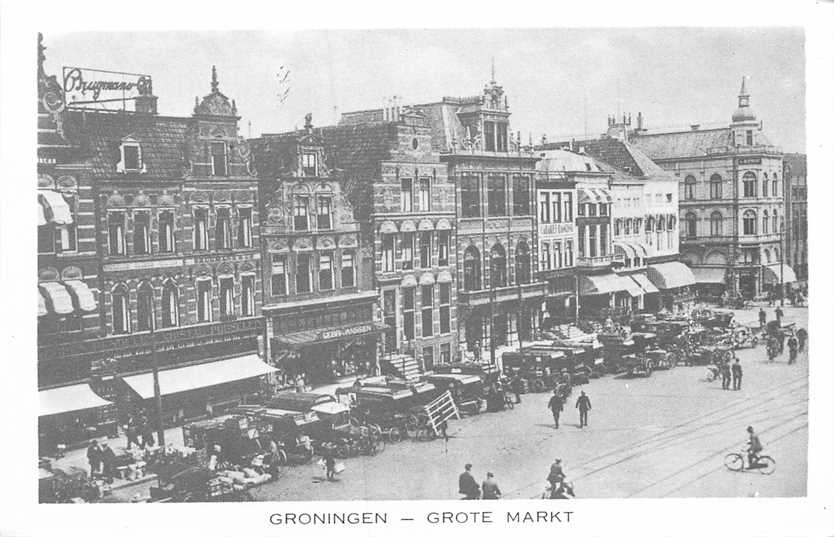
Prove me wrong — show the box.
[723,451,776,475]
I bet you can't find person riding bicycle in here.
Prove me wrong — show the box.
[746,426,763,468]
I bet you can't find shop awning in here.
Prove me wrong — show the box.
[762,264,797,285]
[38,291,48,317]
[38,190,73,225]
[273,321,388,348]
[418,219,434,231]
[38,203,47,226]
[437,270,453,283]
[63,280,98,313]
[646,262,696,290]
[399,220,416,233]
[579,273,624,296]
[39,281,75,315]
[618,274,644,297]
[630,273,659,294]
[692,267,727,285]
[401,274,417,288]
[121,354,276,400]
[39,384,113,417]
[419,272,435,286]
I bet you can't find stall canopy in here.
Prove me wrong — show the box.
[39,281,75,315]
[63,280,98,312]
[646,262,696,290]
[121,354,276,400]
[38,190,73,225]
[762,264,797,285]
[579,273,625,296]
[39,384,113,417]
[617,274,644,297]
[630,273,660,294]
[692,267,727,285]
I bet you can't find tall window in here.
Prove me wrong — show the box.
[512,175,531,216]
[440,343,451,364]
[39,224,55,253]
[710,211,723,237]
[56,195,77,252]
[197,279,212,323]
[552,192,562,223]
[743,210,757,235]
[487,175,506,216]
[400,174,413,212]
[541,242,551,271]
[341,251,355,288]
[161,282,178,327]
[772,210,778,234]
[133,211,150,255]
[438,231,449,266]
[319,253,333,290]
[588,226,597,257]
[490,244,507,287]
[419,232,432,268]
[515,241,531,284]
[439,283,451,334]
[463,246,481,291]
[539,192,550,223]
[421,284,433,337]
[710,174,722,199]
[382,234,396,272]
[614,219,621,236]
[293,196,309,231]
[563,192,573,222]
[219,277,234,317]
[271,254,287,296]
[746,130,753,145]
[112,284,130,334]
[317,196,332,230]
[211,142,227,176]
[238,207,252,247]
[241,275,254,317]
[684,175,696,200]
[553,241,562,269]
[588,203,596,217]
[418,177,431,212]
[108,211,125,255]
[762,175,769,198]
[460,175,481,217]
[624,219,632,235]
[762,210,769,234]
[137,282,154,332]
[743,172,757,198]
[193,208,208,250]
[484,121,496,151]
[577,226,586,258]
[216,208,232,249]
[685,212,697,238]
[296,254,311,293]
[402,288,415,341]
[159,211,175,253]
[401,233,414,270]
[301,153,317,176]
[772,175,778,197]
[383,290,397,352]
[423,347,434,371]
[565,240,574,267]
[497,123,508,152]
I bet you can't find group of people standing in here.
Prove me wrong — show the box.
[719,358,744,390]
[85,440,117,483]
[124,410,157,450]
[458,463,502,499]
[547,390,592,429]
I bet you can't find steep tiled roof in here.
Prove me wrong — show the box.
[540,137,675,182]
[629,128,731,160]
[63,110,190,180]
[250,133,300,179]
[536,149,604,173]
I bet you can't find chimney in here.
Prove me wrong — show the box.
[690,124,700,131]
[637,111,644,131]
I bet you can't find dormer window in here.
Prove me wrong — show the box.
[301,153,317,177]
[211,141,227,176]
[117,138,144,173]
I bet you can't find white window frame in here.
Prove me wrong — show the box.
[241,274,255,317]
[211,141,228,176]
[117,139,145,173]
[196,278,213,323]
[219,276,235,317]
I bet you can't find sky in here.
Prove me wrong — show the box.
[45,28,805,152]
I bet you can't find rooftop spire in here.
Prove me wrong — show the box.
[211,65,219,93]
[490,56,496,84]
[38,32,46,76]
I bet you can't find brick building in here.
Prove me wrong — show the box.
[783,153,807,282]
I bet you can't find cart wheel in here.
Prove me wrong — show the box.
[368,424,383,443]
[405,415,420,434]
[386,428,402,443]
[277,449,288,465]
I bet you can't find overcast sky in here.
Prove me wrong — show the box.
[46,28,805,152]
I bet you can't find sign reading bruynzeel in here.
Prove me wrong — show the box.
[62,67,152,109]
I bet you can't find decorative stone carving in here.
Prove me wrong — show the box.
[38,267,60,282]
[214,190,231,203]
[60,266,84,280]
[217,262,234,275]
[240,261,256,273]
[106,193,125,207]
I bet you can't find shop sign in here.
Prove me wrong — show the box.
[318,323,375,341]
[738,157,762,165]
[540,223,575,236]
[63,67,152,107]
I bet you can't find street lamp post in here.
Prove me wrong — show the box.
[150,313,165,447]
[780,222,785,307]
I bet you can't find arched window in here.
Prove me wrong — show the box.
[515,240,531,285]
[762,210,769,234]
[490,244,507,288]
[710,211,723,237]
[614,219,621,236]
[315,183,333,230]
[657,215,665,232]
[137,281,154,332]
[634,218,642,234]
[772,174,778,197]
[709,174,722,199]
[743,209,757,235]
[463,246,481,291]
[112,283,130,334]
[743,172,757,198]
[684,175,696,200]
[762,173,769,198]
[764,249,772,264]
[161,281,179,328]
[772,210,778,234]
[624,219,632,235]
[646,216,654,233]
[685,212,697,238]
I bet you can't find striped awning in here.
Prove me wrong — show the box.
[63,280,98,313]
[630,273,660,294]
[38,190,73,225]
[579,273,623,296]
[39,281,74,315]
[646,262,697,290]
[762,264,797,285]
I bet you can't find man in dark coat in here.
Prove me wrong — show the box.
[86,440,102,477]
[547,458,565,487]
[796,327,808,352]
[758,308,767,328]
[100,442,116,484]
[458,463,480,499]
[731,358,743,391]
[775,306,784,325]
[575,391,592,428]
[511,373,523,404]
[721,359,732,390]
[547,390,564,428]
[481,472,502,499]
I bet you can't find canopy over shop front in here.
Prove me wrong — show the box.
[39,384,113,417]
[630,273,659,294]
[579,273,629,296]
[63,280,98,312]
[692,267,727,285]
[617,274,644,297]
[578,188,613,204]
[272,321,388,348]
[122,354,276,400]
[762,264,797,285]
[646,262,696,290]
[38,281,75,315]
[38,190,73,225]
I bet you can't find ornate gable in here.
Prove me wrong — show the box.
[193,66,238,117]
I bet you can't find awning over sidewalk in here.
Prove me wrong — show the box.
[646,262,696,290]
[121,354,276,399]
[63,280,98,312]
[38,190,73,225]
[39,281,75,315]
[692,267,727,285]
[578,188,612,204]
[579,273,623,296]
[618,274,644,297]
[762,264,797,285]
[630,273,659,294]
[39,384,113,417]
[273,321,388,348]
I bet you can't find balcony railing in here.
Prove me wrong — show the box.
[457,281,547,307]
[575,254,624,268]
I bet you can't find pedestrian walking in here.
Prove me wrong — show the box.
[575,391,592,428]
[481,472,502,499]
[721,360,732,390]
[796,327,808,352]
[511,373,523,404]
[547,458,565,487]
[325,449,336,481]
[86,439,102,477]
[731,358,743,391]
[100,442,116,484]
[438,419,449,441]
[775,306,784,325]
[139,413,155,448]
[787,334,798,365]
[758,308,767,329]
[547,390,564,428]
[125,415,141,450]
[458,463,480,499]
